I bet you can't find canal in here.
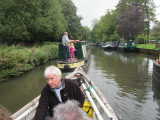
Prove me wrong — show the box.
[0,47,160,120]
[88,48,160,120]
[0,62,53,112]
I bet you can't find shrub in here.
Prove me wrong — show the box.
[0,42,58,79]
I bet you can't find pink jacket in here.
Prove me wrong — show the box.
[70,47,76,53]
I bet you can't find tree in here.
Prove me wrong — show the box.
[116,0,155,41]
[151,22,160,40]
[59,0,83,40]
[0,0,68,44]
[117,3,145,41]
[33,0,67,42]
[91,10,120,42]
[81,26,91,41]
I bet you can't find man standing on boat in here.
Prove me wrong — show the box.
[33,65,85,120]
[62,32,79,60]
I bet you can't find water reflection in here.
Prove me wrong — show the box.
[0,61,55,113]
[88,47,160,120]
[152,77,160,119]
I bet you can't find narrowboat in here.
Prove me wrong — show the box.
[57,41,87,71]
[11,67,119,120]
[153,55,160,83]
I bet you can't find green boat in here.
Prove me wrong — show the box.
[123,41,139,52]
[57,41,87,70]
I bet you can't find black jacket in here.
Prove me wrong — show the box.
[33,79,85,120]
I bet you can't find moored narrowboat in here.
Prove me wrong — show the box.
[153,55,160,82]
[57,41,87,70]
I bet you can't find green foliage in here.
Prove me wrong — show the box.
[81,26,91,41]
[91,10,120,42]
[116,0,155,41]
[91,0,156,43]
[136,44,156,49]
[0,0,83,44]
[0,43,58,78]
[136,34,146,44]
[151,22,160,40]
[59,0,83,40]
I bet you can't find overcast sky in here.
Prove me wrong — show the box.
[72,0,160,28]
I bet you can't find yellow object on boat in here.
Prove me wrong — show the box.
[82,101,94,118]
[57,60,85,70]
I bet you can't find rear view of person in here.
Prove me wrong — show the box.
[0,106,12,120]
[49,100,92,120]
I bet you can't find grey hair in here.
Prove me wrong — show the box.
[52,100,91,120]
[44,66,62,78]
[0,105,12,120]
[64,32,68,35]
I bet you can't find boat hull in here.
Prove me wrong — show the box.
[153,61,160,83]
[56,60,85,71]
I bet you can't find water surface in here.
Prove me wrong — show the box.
[88,48,160,120]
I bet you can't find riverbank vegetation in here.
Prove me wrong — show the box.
[136,44,157,50]
[91,0,160,47]
[0,43,58,80]
[0,0,91,79]
[91,11,119,43]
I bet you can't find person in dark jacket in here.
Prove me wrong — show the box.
[33,65,85,120]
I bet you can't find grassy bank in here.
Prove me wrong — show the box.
[0,42,58,80]
[136,44,158,50]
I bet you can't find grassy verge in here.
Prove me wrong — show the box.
[136,44,158,50]
[0,42,58,79]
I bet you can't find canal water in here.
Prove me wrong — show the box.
[88,48,160,120]
[0,62,53,112]
[0,47,160,120]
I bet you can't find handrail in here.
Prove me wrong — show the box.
[11,96,40,120]
[66,66,119,120]
[81,83,104,120]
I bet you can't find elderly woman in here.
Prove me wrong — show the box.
[33,65,85,120]
[50,100,92,120]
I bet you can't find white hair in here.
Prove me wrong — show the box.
[51,100,91,120]
[44,66,62,78]
[0,105,12,120]
[64,32,68,35]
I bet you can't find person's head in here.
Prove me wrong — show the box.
[52,100,91,120]
[64,32,68,35]
[69,43,74,47]
[44,66,62,88]
[0,106,12,120]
